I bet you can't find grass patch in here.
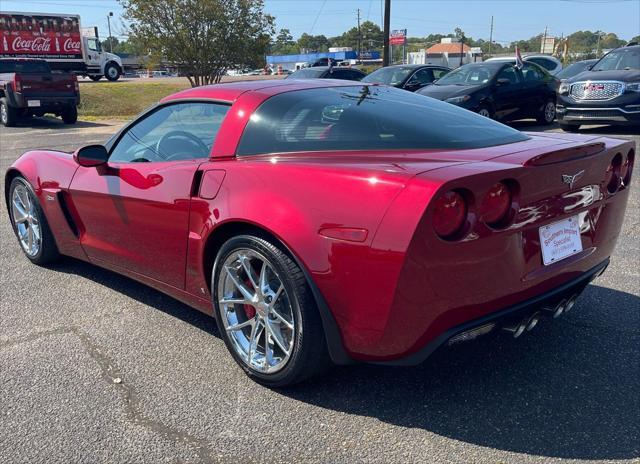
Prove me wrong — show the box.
[78,81,190,120]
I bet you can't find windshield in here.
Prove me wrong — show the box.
[362,67,414,85]
[556,61,594,79]
[237,85,528,156]
[592,47,640,71]
[288,68,326,79]
[435,64,499,85]
[0,60,51,74]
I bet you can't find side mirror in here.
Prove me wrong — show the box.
[74,144,109,167]
[497,78,511,86]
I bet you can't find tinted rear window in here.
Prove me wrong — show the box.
[0,60,50,74]
[237,86,529,156]
[288,68,326,79]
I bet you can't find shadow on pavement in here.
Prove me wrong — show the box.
[10,116,111,129]
[51,257,219,337]
[283,284,640,461]
[49,256,640,460]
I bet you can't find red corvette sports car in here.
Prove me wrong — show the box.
[5,79,634,386]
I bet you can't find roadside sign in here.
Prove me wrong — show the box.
[390,29,407,46]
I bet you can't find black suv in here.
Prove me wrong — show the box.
[556,44,640,131]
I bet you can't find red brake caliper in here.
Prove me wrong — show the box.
[243,278,256,319]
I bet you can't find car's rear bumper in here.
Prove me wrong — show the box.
[377,259,609,366]
[556,104,640,126]
[8,93,79,110]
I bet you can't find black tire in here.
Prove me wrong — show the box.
[89,75,102,81]
[1,97,17,127]
[476,104,494,119]
[537,99,556,125]
[104,62,121,81]
[61,106,78,124]
[559,123,580,132]
[212,234,330,387]
[8,176,60,265]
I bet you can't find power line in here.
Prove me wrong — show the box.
[309,0,327,34]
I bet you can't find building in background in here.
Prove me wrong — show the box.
[266,49,380,71]
[408,38,482,68]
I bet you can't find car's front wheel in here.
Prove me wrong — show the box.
[8,176,60,265]
[537,100,556,125]
[212,235,329,387]
[477,104,494,119]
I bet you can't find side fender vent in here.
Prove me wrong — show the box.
[57,192,79,238]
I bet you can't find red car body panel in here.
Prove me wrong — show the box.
[5,80,634,364]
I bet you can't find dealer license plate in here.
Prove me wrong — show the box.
[27,100,41,107]
[539,216,583,266]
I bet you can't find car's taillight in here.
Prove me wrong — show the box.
[622,150,634,188]
[433,190,467,239]
[605,153,623,193]
[13,74,22,93]
[479,182,512,225]
[73,74,79,92]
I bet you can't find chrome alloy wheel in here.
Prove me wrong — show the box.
[1,103,7,124]
[478,108,491,118]
[11,183,41,257]
[218,249,295,374]
[544,101,556,123]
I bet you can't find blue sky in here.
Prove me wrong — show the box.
[1,0,639,44]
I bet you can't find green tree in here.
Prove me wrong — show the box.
[270,28,298,55]
[297,33,330,52]
[332,21,383,52]
[120,0,274,86]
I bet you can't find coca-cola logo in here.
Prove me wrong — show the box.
[63,38,80,52]
[12,36,51,52]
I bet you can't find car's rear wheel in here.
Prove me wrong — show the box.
[61,106,78,124]
[537,100,556,125]
[559,123,580,132]
[212,235,329,387]
[1,98,17,127]
[9,177,60,265]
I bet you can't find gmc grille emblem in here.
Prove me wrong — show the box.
[562,170,585,189]
[585,83,604,91]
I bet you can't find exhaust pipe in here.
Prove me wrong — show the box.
[502,318,528,338]
[543,299,567,319]
[526,311,541,331]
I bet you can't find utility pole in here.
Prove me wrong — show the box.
[488,15,493,57]
[542,25,548,54]
[357,8,361,60]
[107,11,113,53]
[459,33,465,67]
[382,0,391,67]
[596,31,602,58]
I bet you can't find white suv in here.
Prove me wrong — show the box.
[486,55,563,75]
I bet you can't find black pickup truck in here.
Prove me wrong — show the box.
[556,43,640,131]
[0,58,80,127]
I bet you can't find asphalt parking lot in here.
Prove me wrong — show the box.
[1,118,638,464]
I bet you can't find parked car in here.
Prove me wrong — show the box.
[6,80,634,386]
[361,64,451,91]
[0,58,79,127]
[487,55,563,75]
[555,59,598,81]
[286,66,366,81]
[556,44,640,131]
[418,61,558,124]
